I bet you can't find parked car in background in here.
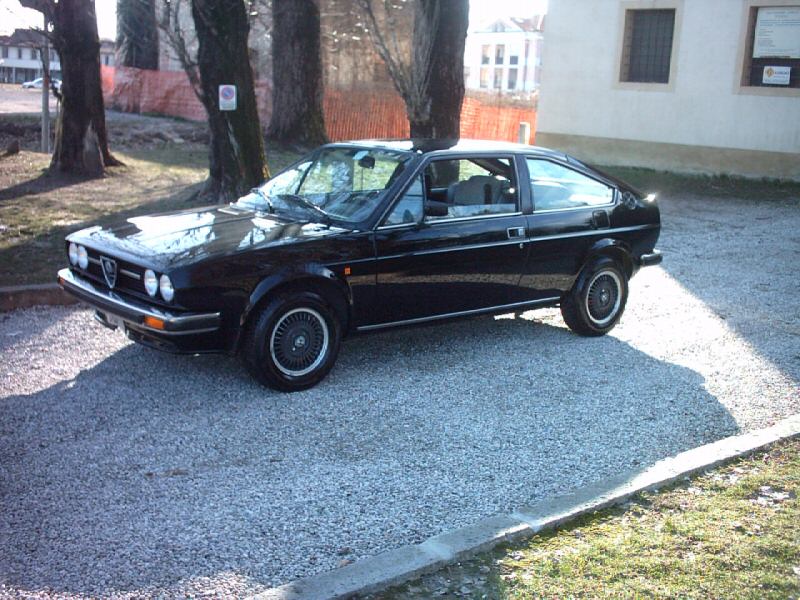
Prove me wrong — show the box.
[58,139,662,392]
[21,77,61,91]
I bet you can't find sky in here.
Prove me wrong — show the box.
[1,0,117,38]
[0,0,548,40]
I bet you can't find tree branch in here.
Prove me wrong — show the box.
[356,0,412,102]
[156,0,204,103]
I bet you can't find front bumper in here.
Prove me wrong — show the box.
[57,268,221,338]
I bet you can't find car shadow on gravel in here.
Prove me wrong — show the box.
[0,312,740,596]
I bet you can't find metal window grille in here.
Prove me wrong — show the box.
[625,9,675,83]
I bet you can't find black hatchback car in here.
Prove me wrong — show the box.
[58,139,662,391]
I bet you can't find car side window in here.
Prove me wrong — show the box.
[383,175,424,226]
[423,157,518,222]
[527,159,614,211]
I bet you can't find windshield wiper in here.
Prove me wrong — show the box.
[249,188,275,214]
[280,194,331,224]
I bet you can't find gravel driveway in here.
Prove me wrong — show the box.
[1,192,798,598]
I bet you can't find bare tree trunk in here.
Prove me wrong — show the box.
[191,0,269,201]
[117,0,159,69]
[267,0,327,146]
[408,0,468,138]
[21,0,120,175]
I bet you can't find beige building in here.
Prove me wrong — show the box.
[536,0,800,180]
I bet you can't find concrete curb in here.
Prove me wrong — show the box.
[0,283,77,312]
[249,413,800,600]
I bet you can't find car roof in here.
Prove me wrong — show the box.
[329,138,567,160]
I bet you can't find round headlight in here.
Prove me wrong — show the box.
[144,269,158,297]
[77,245,89,269]
[159,274,174,302]
[68,243,78,266]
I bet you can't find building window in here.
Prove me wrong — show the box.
[481,45,490,65]
[17,47,23,59]
[742,6,800,88]
[493,67,503,89]
[1,47,7,59]
[507,68,518,90]
[495,45,505,65]
[509,54,519,65]
[620,9,676,83]
[479,67,489,88]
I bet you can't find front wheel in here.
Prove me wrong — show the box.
[561,258,628,336]
[242,292,341,392]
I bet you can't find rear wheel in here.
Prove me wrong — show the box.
[561,258,628,336]
[242,292,341,391]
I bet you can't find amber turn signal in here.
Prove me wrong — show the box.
[143,316,166,330]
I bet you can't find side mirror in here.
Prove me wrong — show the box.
[424,200,448,218]
[357,155,375,169]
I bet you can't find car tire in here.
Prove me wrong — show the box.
[561,257,628,336]
[242,291,341,392]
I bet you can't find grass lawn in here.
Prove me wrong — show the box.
[370,438,800,599]
[0,112,298,287]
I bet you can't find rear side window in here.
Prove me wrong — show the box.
[527,159,614,211]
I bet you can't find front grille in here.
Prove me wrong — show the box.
[67,246,160,304]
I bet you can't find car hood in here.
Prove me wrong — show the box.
[70,204,350,269]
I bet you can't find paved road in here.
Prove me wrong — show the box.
[1,193,798,598]
[0,84,60,114]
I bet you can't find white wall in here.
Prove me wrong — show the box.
[537,0,800,154]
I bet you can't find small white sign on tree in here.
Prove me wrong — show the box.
[219,85,237,111]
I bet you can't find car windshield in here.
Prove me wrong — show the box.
[234,146,412,223]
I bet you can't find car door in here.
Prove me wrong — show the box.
[520,157,617,299]
[369,155,531,326]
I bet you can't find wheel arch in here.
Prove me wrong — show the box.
[235,266,352,352]
[581,238,634,280]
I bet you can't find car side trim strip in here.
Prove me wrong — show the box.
[356,296,561,332]
[526,223,658,244]
[375,223,658,262]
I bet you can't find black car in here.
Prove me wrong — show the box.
[58,139,662,391]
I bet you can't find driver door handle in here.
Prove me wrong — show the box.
[507,226,525,239]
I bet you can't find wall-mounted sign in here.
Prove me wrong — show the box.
[753,7,800,58]
[219,84,237,111]
[763,65,791,85]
